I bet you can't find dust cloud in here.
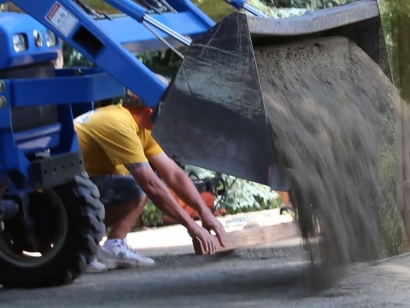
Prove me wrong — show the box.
[256,36,397,291]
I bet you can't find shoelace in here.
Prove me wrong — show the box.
[123,241,141,257]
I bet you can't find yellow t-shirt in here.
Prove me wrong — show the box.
[74,104,163,177]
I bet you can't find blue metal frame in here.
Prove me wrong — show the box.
[12,68,124,106]
[3,0,219,107]
[0,0,216,193]
[0,68,124,193]
[0,0,263,193]
[96,12,210,53]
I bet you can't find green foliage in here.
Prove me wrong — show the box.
[221,175,282,213]
[180,165,281,213]
[262,0,357,9]
[62,42,94,68]
[142,200,164,227]
[136,49,184,79]
[378,0,410,256]
[379,0,410,99]
[82,0,119,13]
[379,142,402,256]
[376,90,402,257]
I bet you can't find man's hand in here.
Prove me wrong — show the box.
[188,224,217,255]
[201,214,227,248]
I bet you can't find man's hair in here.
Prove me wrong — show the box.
[122,74,169,109]
[122,91,145,108]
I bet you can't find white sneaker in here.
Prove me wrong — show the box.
[102,239,155,268]
[87,258,109,273]
[96,246,119,270]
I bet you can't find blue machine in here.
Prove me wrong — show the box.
[0,0,267,109]
[0,0,269,289]
[0,12,125,192]
[0,0,269,192]
[0,0,384,289]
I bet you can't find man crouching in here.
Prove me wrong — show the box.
[74,74,227,272]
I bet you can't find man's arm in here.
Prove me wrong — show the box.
[148,154,214,218]
[148,153,227,247]
[93,121,218,254]
[124,162,195,229]
[125,162,218,254]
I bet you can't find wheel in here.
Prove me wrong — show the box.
[0,174,105,288]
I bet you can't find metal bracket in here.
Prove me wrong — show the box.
[29,151,84,189]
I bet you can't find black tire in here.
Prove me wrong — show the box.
[0,174,105,288]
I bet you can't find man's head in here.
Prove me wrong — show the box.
[123,74,169,131]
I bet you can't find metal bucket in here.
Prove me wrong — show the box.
[152,0,388,190]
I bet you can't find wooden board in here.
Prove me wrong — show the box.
[192,222,300,255]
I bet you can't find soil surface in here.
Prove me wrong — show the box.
[0,210,407,307]
[1,246,410,308]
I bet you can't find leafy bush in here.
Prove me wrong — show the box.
[379,141,402,256]
[142,200,164,227]
[183,165,282,214]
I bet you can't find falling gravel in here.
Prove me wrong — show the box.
[255,36,397,291]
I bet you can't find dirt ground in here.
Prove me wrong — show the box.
[1,246,410,307]
[122,208,296,256]
[1,210,410,308]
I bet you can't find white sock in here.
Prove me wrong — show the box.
[103,238,124,250]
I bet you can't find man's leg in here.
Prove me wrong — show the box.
[105,195,147,238]
[90,174,155,270]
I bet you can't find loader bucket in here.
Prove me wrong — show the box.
[151,0,388,190]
